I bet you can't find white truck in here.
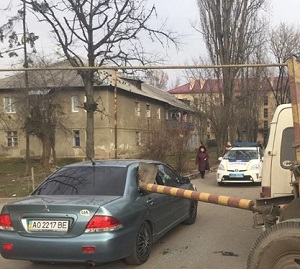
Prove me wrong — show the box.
[246,59,300,269]
[260,103,296,198]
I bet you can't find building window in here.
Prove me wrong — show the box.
[136,131,141,146]
[165,111,169,120]
[146,104,151,118]
[6,131,18,147]
[263,95,268,106]
[72,96,79,112]
[135,102,140,116]
[264,108,268,118]
[264,120,268,130]
[73,130,80,147]
[4,97,16,113]
[157,108,161,120]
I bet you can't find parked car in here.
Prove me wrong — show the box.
[0,159,197,266]
[216,144,264,186]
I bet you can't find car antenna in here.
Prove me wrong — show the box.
[78,144,95,165]
[86,154,96,166]
[64,129,95,165]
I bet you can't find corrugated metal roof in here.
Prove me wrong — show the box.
[0,60,195,112]
[0,60,84,89]
[96,70,196,112]
[141,83,196,112]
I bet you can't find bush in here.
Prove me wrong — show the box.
[207,139,217,147]
[139,121,192,173]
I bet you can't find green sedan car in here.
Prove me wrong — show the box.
[0,159,197,266]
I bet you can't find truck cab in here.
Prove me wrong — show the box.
[261,104,296,198]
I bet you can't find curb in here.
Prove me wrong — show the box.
[185,166,218,180]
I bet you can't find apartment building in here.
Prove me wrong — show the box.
[168,77,284,145]
[0,61,198,159]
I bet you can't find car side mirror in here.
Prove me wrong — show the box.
[218,157,223,161]
[181,176,191,184]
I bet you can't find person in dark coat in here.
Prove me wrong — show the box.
[195,146,209,179]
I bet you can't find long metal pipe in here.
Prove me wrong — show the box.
[0,63,287,73]
[139,182,255,211]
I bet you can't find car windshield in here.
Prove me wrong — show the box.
[225,149,258,160]
[32,166,127,196]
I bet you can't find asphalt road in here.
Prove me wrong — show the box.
[0,171,263,269]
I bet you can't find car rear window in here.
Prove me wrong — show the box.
[32,166,127,196]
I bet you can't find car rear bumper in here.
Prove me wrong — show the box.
[0,228,135,264]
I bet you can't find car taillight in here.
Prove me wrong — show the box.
[84,216,122,233]
[0,214,14,231]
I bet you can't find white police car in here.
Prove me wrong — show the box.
[216,142,264,186]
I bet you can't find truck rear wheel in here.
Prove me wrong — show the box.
[247,220,300,269]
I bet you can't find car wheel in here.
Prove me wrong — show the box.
[182,200,198,225]
[247,220,300,269]
[125,222,152,265]
[218,182,224,186]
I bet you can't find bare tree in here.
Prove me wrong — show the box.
[0,2,38,59]
[196,0,268,153]
[235,69,266,141]
[143,70,169,90]
[234,30,269,142]
[268,22,300,105]
[25,0,178,160]
[0,1,39,174]
[13,57,77,166]
[140,120,191,173]
[168,75,182,91]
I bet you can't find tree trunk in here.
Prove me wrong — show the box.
[41,137,52,167]
[85,72,95,160]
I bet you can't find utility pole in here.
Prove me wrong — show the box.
[22,0,30,174]
[114,70,118,159]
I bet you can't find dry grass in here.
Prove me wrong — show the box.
[0,158,82,198]
[0,149,218,198]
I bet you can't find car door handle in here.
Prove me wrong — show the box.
[147,198,154,205]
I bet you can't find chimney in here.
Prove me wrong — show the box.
[189,77,195,90]
[199,78,205,89]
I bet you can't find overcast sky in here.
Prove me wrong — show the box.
[152,0,300,85]
[1,0,300,86]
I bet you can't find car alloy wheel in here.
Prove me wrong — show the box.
[125,222,152,265]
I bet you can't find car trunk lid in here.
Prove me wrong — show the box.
[5,195,120,237]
